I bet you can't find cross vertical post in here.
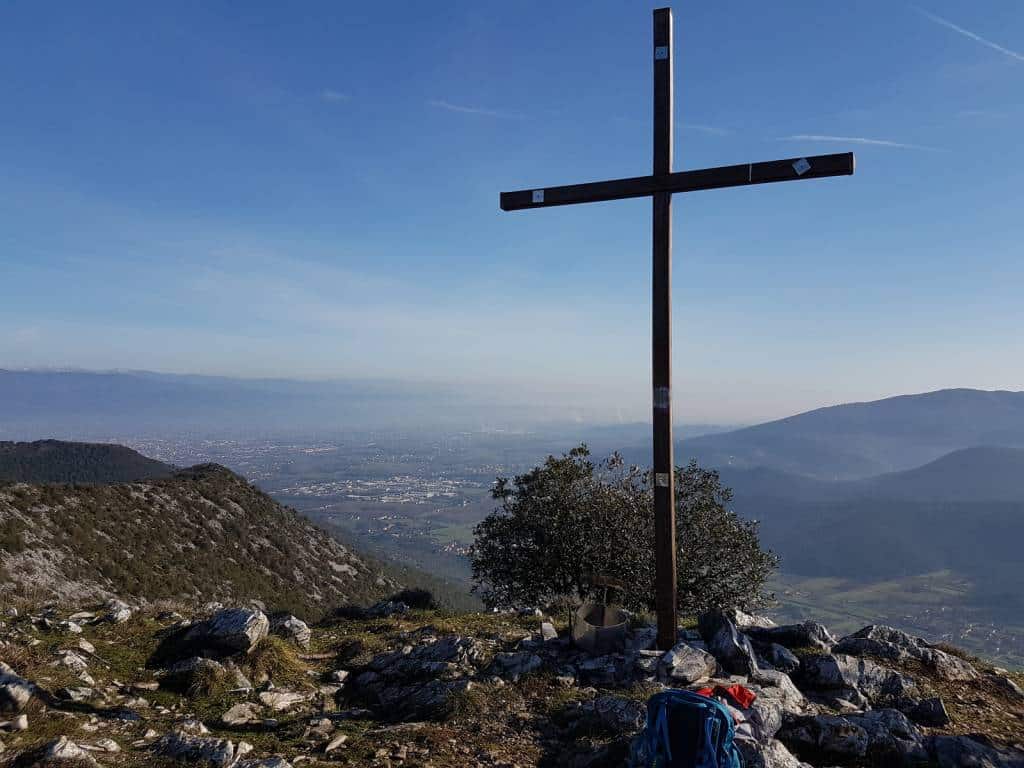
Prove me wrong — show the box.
[651,7,677,651]
[498,6,854,656]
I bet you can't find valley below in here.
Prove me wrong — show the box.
[113,395,1024,670]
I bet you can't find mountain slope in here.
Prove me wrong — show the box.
[0,439,175,484]
[851,445,1024,502]
[683,388,1024,480]
[0,464,395,619]
[717,447,1024,632]
[722,445,1024,506]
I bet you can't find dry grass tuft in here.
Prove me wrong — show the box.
[244,636,311,689]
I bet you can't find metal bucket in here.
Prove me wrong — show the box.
[572,602,629,655]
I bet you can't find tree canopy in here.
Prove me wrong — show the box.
[469,445,778,616]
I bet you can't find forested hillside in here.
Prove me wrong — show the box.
[0,439,175,484]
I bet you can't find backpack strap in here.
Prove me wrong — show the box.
[654,703,672,763]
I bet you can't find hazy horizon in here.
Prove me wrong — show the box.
[2,366,1021,434]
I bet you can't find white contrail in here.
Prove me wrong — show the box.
[781,134,943,152]
[915,7,1024,62]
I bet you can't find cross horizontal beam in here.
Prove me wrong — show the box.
[499,151,854,211]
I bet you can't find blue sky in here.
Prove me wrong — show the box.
[1,1,1022,424]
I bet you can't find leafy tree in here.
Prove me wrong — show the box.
[469,445,778,616]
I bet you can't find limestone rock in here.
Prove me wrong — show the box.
[796,652,918,707]
[908,696,950,727]
[764,643,800,674]
[153,729,253,767]
[324,734,348,752]
[570,695,645,735]
[737,738,813,768]
[154,608,269,663]
[747,621,836,652]
[657,642,717,684]
[353,635,485,721]
[0,714,29,732]
[488,651,542,682]
[258,690,313,712]
[731,609,777,630]
[988,671,1024,700]
[57,650,90,673]
[92,738,121,753]
[698,610,759,675]
[236,759,292,768]
[0,665,35,713]
[780,708,928,765]
[540,622,558,642]
[834,624,977,681]
[221,702,266,727]
[748,669,807,715]
[40,736,99,766]
[269,614,311,650]
[369,678,472,722]
[928,734,1024,768]
[104,598,133,624]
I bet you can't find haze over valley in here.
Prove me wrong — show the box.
[5,370,1021,666]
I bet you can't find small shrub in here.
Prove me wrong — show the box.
[244,636,310,689]
[389,588,436,610]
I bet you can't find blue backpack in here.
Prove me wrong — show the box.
[629,689,743,768]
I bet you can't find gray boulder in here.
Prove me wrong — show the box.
[488,651,542,682]
[737,739,812,768]
[0,664,35,713]
[835,624,977,681]
[928,734,1024,768]
[153,729,253,767]
[731,609,777,630]
[352,635,486,721]
[796,653,918,707]
[698,610,759,675]
[269,614,311,650]
[39,736,99,767]
[155,608,269,663]
[258,690,313,712]
[570,695,646,735]
[575,654,626,687]
[780,708,929,765]
[747,621,835,651]
[763,643,800,674]
[540,622,559,642]
[658,642,717,684]
[908,696,950,727]
[370,678,472,721]
[221,702,266,727]
[988,671,1024,700]
[103,598,133,624]
[748,670,807,717]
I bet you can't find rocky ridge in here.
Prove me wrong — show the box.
[0,465,395,619]
[0,600,1021,768]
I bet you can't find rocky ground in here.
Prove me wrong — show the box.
[1,598,1022,768]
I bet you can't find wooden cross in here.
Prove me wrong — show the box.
[499,7,854,651]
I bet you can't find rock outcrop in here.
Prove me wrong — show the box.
[1,601,1022,768]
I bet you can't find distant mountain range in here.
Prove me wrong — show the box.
[0,369,644,435]
[0,440,175,484]
[681,388,1024,480]
[714,447,1024,627]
